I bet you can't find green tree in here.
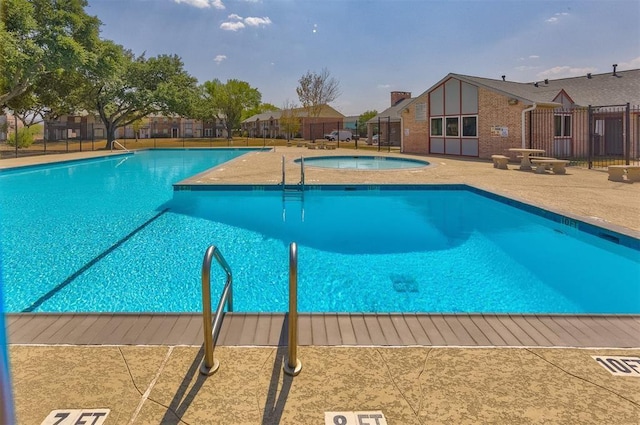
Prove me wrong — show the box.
[0,0,100,106]
[78,41,198,149]
[202,79,261,139]
[296,68,340,118]
[358,110,378,136]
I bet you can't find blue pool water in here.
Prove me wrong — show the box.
[296,155,429,169]
[1,150,638,314]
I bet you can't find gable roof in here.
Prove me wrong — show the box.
[242,104,345,123]
[409,69,640,109]
[366,98,413,124]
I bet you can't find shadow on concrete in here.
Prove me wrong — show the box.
[159,345,208,425]
[261,318,295,425]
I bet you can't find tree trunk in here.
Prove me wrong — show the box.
[105,123,117,150]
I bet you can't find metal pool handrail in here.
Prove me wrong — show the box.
[299,156,305,187]
[200,245,233,376]
[281,155,286,186]
[112,140,130,152]
[283,242,302,376]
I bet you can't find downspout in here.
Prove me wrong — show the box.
[521,103,537,148]
[400,114,404,153]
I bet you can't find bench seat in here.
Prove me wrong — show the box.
[491,154,509,170]
[608,165,640,182]
[530,159,569,174]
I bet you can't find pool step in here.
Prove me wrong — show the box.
[282,188,304,201]
[282,188,304,221]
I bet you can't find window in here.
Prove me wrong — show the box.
[462,116,477,137]
[415,103,427,121]
[554,114,571,137]
[430,118,443,136]
[446,117,459,137]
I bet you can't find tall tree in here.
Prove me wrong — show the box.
[0,0,100,106]
[202,79,261,139]
[78,41,199,149]
[279,100,301,142]
[295,68,341,118]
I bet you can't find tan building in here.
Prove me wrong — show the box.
[242,104,345,141]
[44,114,226,141]
[401,68,640,162]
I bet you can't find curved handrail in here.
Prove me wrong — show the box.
[112,140,130,152]
[283,242,302,376]
[200,245,233,375]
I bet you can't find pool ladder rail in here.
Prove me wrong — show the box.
[200,245,233,376]
[281,155,305,221]
[200,243,301,376]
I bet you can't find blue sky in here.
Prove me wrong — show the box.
[88,0,640,116]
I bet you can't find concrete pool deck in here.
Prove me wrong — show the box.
[3,146,640,424]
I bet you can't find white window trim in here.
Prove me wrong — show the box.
[445,116,459,137]
[554,113,572,138]
[461,115,478,138]
[430,117,443,136]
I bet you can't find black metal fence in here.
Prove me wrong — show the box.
[529,103,639,169]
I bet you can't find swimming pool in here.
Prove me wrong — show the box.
[1,150,638,314]
[297,155,429,169]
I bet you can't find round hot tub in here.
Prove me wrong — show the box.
[295,155,430,170]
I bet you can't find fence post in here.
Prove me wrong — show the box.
[587,105,593,169]
[625,102,631,165]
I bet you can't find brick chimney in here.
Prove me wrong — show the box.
[391,91,411,106]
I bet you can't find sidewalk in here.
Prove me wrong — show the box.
[10,345,640,424]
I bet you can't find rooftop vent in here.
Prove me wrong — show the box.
[544,79,549,84]
[534,82,539,87]
[613,64,618,76]
[587,73,592,79]
[501,75,506,81]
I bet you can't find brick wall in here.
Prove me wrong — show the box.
[401,92,429,154]
[477,88,527,159]
[391,91,411,106]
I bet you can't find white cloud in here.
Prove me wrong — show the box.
[244,16,272,27]
[221,15,272,31]
[529,55,540,60]
[174,0,212,8]
[545,12,568,23]
[377,84,391,89]
[220,21,245,31]
[537,66,596,79]
[617,56,640,70]
[214,55,227,64]
[211,0,225,9]
[174,0,224,8]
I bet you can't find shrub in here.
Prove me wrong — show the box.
[7,126,41,148]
